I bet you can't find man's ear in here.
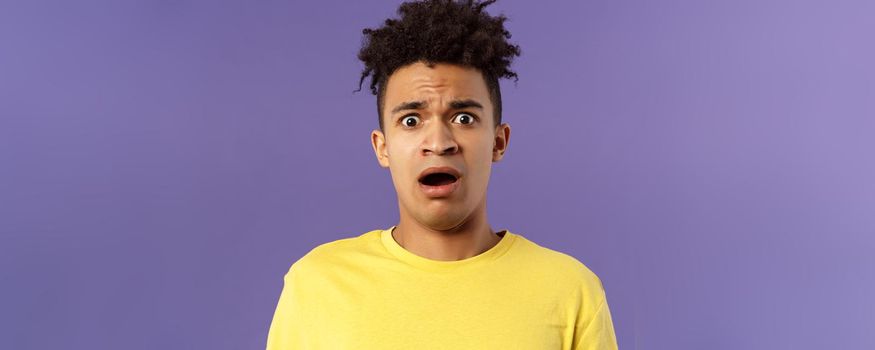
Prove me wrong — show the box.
[492,122,510,162]
[371,129,390,168]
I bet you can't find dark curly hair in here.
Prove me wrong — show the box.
[355,0,521,131]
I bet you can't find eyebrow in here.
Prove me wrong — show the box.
[390,99,484,115]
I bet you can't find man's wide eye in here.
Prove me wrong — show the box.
[401,115,420,127]
[453,113,475,125]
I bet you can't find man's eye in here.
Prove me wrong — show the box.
[400,115,421,127]
[452,113,476,125]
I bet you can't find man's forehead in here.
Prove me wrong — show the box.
[385,63,489,103]
[388,62,486,88]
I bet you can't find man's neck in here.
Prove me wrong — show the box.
[392,211,503,262]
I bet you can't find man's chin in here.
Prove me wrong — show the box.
[415,211,468,231]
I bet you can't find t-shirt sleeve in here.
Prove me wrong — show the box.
[573,297,618,350]
[265,263,306,350]
[572,275,619,350]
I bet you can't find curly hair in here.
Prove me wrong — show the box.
[355,0,521,131]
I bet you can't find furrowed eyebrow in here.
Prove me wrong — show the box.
[391,100,426,114]
[390,99,484,115]
[448,99,483,111]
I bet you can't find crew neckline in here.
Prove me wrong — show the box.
[380,225,517,273]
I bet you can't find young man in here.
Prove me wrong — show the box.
[266,1,618,349]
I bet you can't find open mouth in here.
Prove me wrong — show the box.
[418,172,458,186]
[417,167,461,198]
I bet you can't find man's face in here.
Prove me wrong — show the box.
[370,61,510,231]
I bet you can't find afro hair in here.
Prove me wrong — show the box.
[355,0,521,131]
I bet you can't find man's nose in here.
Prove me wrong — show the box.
[421,118,458,156]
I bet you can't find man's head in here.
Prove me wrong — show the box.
[357,0,520,132]
[357,0,521,231]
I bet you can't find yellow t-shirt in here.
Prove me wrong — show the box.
[266,226,618,350]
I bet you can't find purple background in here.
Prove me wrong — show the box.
[1,0,873,349]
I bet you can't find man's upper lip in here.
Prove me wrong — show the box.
[418,166,462,182]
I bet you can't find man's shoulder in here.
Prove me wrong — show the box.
[513,234,605,292]
[309,228,382,255]
[286,228,384,274]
